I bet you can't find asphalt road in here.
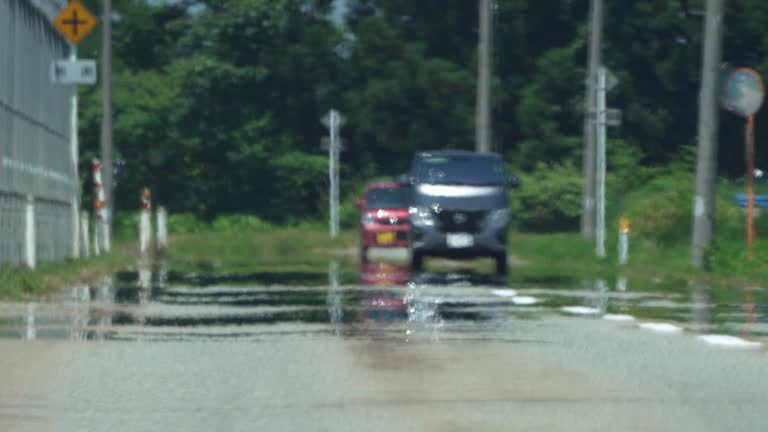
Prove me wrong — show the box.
[0,264,766,432]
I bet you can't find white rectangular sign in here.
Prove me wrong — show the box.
[51,60,97,85]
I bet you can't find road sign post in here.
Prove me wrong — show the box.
[321,110,345,238]
[591,66,620,259]
[721,67,765,257]
[53,0,98,259]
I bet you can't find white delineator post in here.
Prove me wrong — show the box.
[157,206,168,251]
[595,67,607,258]
[618,218,630,265]
[92,159,106,256]
[24,195,36,269]
[81,210,90,257]
[140,188,152,254]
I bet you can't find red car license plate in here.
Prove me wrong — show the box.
[376,232,396,244]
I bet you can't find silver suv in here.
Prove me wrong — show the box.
[404,150,519,275]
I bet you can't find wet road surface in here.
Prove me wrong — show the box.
[1,258,766,431]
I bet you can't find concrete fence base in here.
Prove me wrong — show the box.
[24,195,35,269]
[81,211,90,258]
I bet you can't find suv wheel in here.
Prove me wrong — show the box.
[494,252,508,276]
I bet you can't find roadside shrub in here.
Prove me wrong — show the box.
[622,173,691,247]
[606,138,656,193]
[511,161,583,232]
[113,211,140,242]
[168,213,209,234]
[619,146,701,247]
[340,196,360,229]
[212,214,273,232]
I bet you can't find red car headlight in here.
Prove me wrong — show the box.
[361,212,375,224]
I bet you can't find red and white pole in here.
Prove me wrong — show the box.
[92,159,107,256]
[140,187,152,254]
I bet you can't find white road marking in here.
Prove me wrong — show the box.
[512,296,538,305]
[639,322,683,333]
[603,314,635,322]
[695,334,763,349]
[491,289,517,297]
[561,306,600,315]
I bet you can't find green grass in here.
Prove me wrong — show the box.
[167,226,359,274]
[508,228,768,289]
[0,222,361,300]
[0,243,140,301]
[4,214,767,301]
[507,232,613,283]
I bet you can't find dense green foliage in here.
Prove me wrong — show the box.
[510,162,583,231]
[77,0,768,234]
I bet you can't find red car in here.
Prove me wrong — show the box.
[356,182,410,260]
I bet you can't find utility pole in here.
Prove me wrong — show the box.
[595,67,607,258]
[691,0,725,269]
[321,109,345,238]
[580,0,604,240]
[330,111,339,238]
[100,0,114,252]
[476,0,493,153]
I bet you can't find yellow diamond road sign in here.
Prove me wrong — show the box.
[53,0,97,45]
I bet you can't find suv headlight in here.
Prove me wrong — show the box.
[409,206,435,226]
[488,208,511,226]
[361,212,375,224]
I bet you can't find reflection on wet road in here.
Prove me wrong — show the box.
[1,255,767,431]
[1,258,764,345]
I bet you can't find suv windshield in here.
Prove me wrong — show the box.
[366,187,407,208]
[415,155,505,185]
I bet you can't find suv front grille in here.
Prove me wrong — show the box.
[436,210,487,233]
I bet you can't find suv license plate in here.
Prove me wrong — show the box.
[447,233,473,248]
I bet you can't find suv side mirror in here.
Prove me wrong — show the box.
[508,176,521,189]
[355,197,365,209]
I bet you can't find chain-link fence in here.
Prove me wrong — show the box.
[1,0,76,266]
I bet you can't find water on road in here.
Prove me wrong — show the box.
[0,256,765,431]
